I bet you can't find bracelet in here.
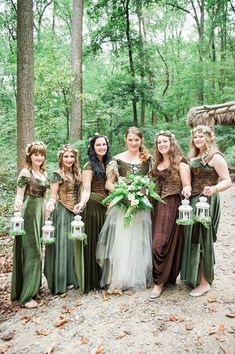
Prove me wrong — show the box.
[214,186,219,193]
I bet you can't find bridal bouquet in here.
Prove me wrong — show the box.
[102,174,163,227]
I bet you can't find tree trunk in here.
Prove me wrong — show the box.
[17,0,34,173]
[70,0,83,141]
[123,0,138,126]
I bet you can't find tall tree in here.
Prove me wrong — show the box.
[17,0,34,172]
[70,0,83,141]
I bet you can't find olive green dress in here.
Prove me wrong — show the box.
[44,170,84,294]
[11,173,47,304]
[181,156,221,287]
[75,161,108,293]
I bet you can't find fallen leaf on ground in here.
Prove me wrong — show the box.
[215,333,227,342]
[226,312,235,318]
[102,290,109,301]
[168,315,184,322]
[116,330,129,339]
[208,327,217,335]
[75,300,82,306]
[36,328,49,336]
[185,322,193,331]
[91,343,104,354]
[80,336,89,344]
[59,293,67,298]
[0,343,11,353]
[21,315,31,324]
[1,332,15,341]
[196,336,203,346]
[227,327,235,334]
[207,296,217,303]
[31,316,41,324]
[207,305,217,312]
[54,318,69,328]
[219,325,225,331]
[62,305,73,314]
[112,289,123,296]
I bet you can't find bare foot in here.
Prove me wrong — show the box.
[24,299,39,309]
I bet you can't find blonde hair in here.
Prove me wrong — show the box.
[190,125,218,157]
[125,126,150,162]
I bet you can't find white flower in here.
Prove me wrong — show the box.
[128,185,135,191]
[137,191,144,196]
[131,199,139,207]
[141,178,147,184]
[134,176,141,183]
[128,193,135,201]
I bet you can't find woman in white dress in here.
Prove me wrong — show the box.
[96,127,153,293]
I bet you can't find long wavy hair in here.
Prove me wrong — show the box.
[24,142,46,172]
[88,134,111,177]
[190,125,218,157]
[152,130,183,177]
[125,126,150,162]
[57,144,80,179]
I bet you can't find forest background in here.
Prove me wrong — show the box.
[0,0,234,236]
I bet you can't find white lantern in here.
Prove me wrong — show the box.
[195,196,210,218]
[70,215,84,240]
[178,199,193,222]
[10,211,25,236]
[42,220,55,244]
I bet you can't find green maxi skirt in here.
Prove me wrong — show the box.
[74,192,106,293]
[11,195,44,304]
[181,193,221,287]
[44,202,84,294]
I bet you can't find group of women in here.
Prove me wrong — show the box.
[11,125,232,309]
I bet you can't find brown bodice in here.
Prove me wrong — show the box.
[83,161,107,197]
[190,156,220,196]
[154,168,182,199]
[52,170,81,211]
[24,173,47,198]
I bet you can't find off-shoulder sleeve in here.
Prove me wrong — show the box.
[50,172,63,184]
[83,161,92,171]
[106,159,119,178]
[17,176,30,188]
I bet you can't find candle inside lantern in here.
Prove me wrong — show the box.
[42,220,55,244]
[10,211,25,235]
[70,215,84,239]
[196,196,210,218]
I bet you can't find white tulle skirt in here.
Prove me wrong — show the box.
[96,207,153,292]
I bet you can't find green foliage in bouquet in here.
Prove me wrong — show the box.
[67,232,87,243]
[102,174,163,227]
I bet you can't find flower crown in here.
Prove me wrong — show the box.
[25,141,47,156]
[191,125,215,139]
[88,132,109,147]
[57,145,79,159]
[156,130,175,138]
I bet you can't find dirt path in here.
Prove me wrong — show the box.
[0,186,235,354]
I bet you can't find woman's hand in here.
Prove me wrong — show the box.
[181,186,191,198]
[203,186,217,196]
[73,202,86,214]
[14,196,23,211]
[46,198,56,213]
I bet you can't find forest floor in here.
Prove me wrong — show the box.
[0,186,235,354]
